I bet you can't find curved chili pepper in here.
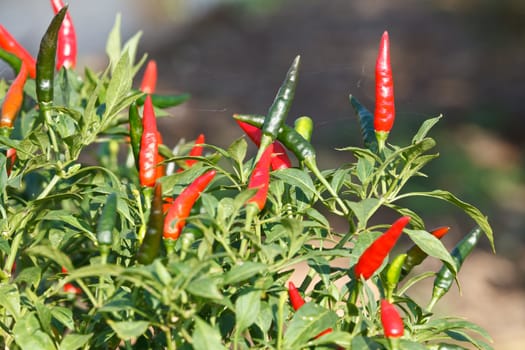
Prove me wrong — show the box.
[349,94,378,153]
[128,101,142,170]
[247,143,274,213]
[177,133,205,172]
[0,25,37,78]
[384,253,407,302]
[256,55,300,162]
[400,226,450,280]
[293,116,313,142]
[36,6,67,121]
[381,299,404,339]
[1,62,28,131]
[136,92,191,109]
[50,0,77,70]
[137,183,163,264]
[428,226,482,311]
[354,216,411,280]
[235,120,291,170]
[288,281,305,311]
[140,59,157,94]
[0,48,22,75]
[163,170,216,241]
[97,192,118,259]
[139,95,159,187]
[374,31,395,150]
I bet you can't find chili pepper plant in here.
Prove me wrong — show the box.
[0,6,495,350]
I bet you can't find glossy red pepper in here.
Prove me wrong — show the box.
[51,0,77,70]
[140,59,157,94]
[354,216,410,280]
[1,62,28,130]
[155,131,166,180]
[6,148,16,176]
[374,31,395,149]
[0,25,37,78]
[247,143,274,213]
[139,95,159,187]
[381,299,404,338]
[164,170,216,240]
[185,133,205,170]
[288,281,305,311]
[236,120,291,170]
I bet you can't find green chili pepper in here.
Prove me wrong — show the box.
[349,94,378,153]
[137,183,163,265]
[293,116,313,142]
[428,226,482,311]
[256,55,300,163]
[384,253,407,302]
[0,48,22,75]
[136,92,191,109]
[36,6,67,121]
[128,101,142,170]
[96,192,118,259]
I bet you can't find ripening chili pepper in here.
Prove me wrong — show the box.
[349,94,378,153]
[36,6,67,122]
[384,253,407,302]
[177,133,205,172]
[0,25,37,78]
[140,59,157,94]
[139,95,159,187]
[50,0,77,70]
[1,62,28,131]
[96,192,118,260]
[428,226,482,311]
[399,226,450,280]
[5,148,16,176]
[354,216,411,281]
[374,31,395,151]
[235,119,291,170]
[288,281,305,311]
[256,55,300,163]
[381,299,404,339]
[0,48,22,75]
[247,143,273,212]
[61,266,81,295]
[164,170,216,241]
[293,116,313,142]
[136,92,191,109]
[128,101,142,170]
[137,183,163,265]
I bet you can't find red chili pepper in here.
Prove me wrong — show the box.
[140,59,157,94]
[288,281,305,311]
[61,266,81,295]
[6,148,16,176]
[139,95,159,187]
[155,131,166,180]
[380,299,404,338]
[247,143,274,213]
[164,170,216,240]
[374,31,395,149]
[236,119,291,170]
[177,133,205,172]
[50,0,77,70]
[0,25,36,79]
[1,62,28,129]
[354,216,410,280]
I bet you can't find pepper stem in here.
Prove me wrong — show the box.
[376,130,389,153]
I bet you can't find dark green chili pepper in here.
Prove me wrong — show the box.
[36,6,67,121]
[256,55,301,162]
[136,92,191,109]
[428,226,482,311]
[349,94,378,153]
[137,183,163,265]
[96,192,118,259]
[384,253,407,302]
[293,116,313,142]
[0,48,22,75]
[128,101,142,170]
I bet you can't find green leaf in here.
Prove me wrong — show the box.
[355,154,375,185]
[121,30,143,68]
[13,312,56,350]
[35,302,53,335]
[222,262,266,285]
[405,229,457,274]
[104,53,133,124]
[412,115,442,144]
[192,317,228,350]
[397,190,494,251]
[347,198,381,230]
[0,283,20,318]
[107,320,149,341]
[274,168,318,202]
[59,333,93,350]
[384,203,425,229]
[106,14,122,71]
[14,266,41,289]
[235,289,261,331]
[255,301,273,333]
[283,303,338,348]
[227,137,247,166]
[51,306,75,330]
[25,245,73,271]
[186,276,223,300]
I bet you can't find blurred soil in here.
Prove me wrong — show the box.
[137,0,525,348]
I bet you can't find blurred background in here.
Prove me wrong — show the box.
[2,0,524,348]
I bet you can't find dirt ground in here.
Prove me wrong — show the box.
[137,0,525,348]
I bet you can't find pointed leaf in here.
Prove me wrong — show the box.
[193,317,228,350]
[412,115,442,144]
[235,289,261,331]
[283,303,338,348]
[107,320,149,341]
[405,229,457,274]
